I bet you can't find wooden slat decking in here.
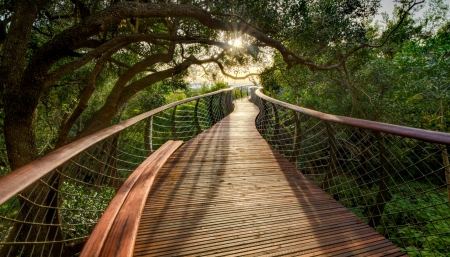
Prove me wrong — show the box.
[134,99,405,257]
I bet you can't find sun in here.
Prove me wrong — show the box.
[233,39,242,47]
[228,38,242,48]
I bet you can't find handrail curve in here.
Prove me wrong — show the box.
[0,88,232,206]
[255,88,450,144]
[81,140,183,257]
[0,87,247,257]
[251,86,450,256]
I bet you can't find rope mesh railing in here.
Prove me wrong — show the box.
[0,88,244,257]
[251,87,450,256]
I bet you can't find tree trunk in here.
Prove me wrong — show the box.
[0,2,66,255]
[1,0,43,169]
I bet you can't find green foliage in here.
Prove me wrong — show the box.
[382,185,450,256]
[199,81,230,94]
[392,31,450,131]
[59,182,115,241]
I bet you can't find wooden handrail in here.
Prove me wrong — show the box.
[80,140,183,257]
[254,88,450,145]
[0,88,232,205]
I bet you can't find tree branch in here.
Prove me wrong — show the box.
[32,26,53,37]
[108,58,131,69]
[211,60,260,80]
[33,1,425,92]
[56,44,125,147]
[330,0,425,70]
[0,16,12,46]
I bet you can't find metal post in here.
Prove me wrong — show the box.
[226,91,233,114]
[144,116,153,155]
[289,110,301,166]
[194,99,202,134]
[208,94,216,126]
[271,103,281,148]
[171,106,178,140]
[368,132,392,228]
[321,122,338,191]
[259,99,268,137]
[218,93,224,119]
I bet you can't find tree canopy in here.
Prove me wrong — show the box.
[0,0,430,171]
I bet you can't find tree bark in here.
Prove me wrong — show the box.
[0,2,66,256]
[76,55,200,139]
[56,44,126,147]
[0,0,44,168]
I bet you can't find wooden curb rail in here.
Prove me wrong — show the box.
[80,140,183,257]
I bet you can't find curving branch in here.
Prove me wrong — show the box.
[45,34,175,88]
[118,53,224,106]
[26,1,425,100]
[333,0,425,70]
[32,26,52,37]
[108,58,131,69]
[45,33,243,88]
[28,2,313,88]
[56,43,127,147]
[75,48,176,139]
[0,16,12,46]
[211,60,260,80]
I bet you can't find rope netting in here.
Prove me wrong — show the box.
[0,88,246,257]
[251,87,450,256]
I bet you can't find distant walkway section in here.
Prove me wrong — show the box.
[134,99,405,256]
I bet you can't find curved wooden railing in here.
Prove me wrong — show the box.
[0,88,247,257]
[81,140,183,257]
[251,87,450,256]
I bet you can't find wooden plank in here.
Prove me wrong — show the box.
[134,100,404,256]
[80,140,183,257]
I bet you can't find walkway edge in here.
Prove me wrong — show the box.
[81,140,183,257]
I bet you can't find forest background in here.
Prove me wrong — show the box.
[0,0,449,173]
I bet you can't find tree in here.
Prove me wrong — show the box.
[393,23,450,200]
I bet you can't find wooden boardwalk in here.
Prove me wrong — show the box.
[134,100,405,257]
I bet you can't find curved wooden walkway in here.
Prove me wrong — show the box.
[134,99,405,257]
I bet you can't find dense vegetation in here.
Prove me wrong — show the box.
[261,2,450,131]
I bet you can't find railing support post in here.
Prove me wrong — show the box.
[145,116,153,155]
[271,103,281,148]
[368,132,392,228]
[218,92,224,119]
[171,106,178,140]
[272,103,280,133]
[321,122,338,191]
[194,99,202,134]
[208,94,216,126]
[442,144,450,202]
[258,99,268,137]
[226,91,233,114]
[289,110,301,166]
